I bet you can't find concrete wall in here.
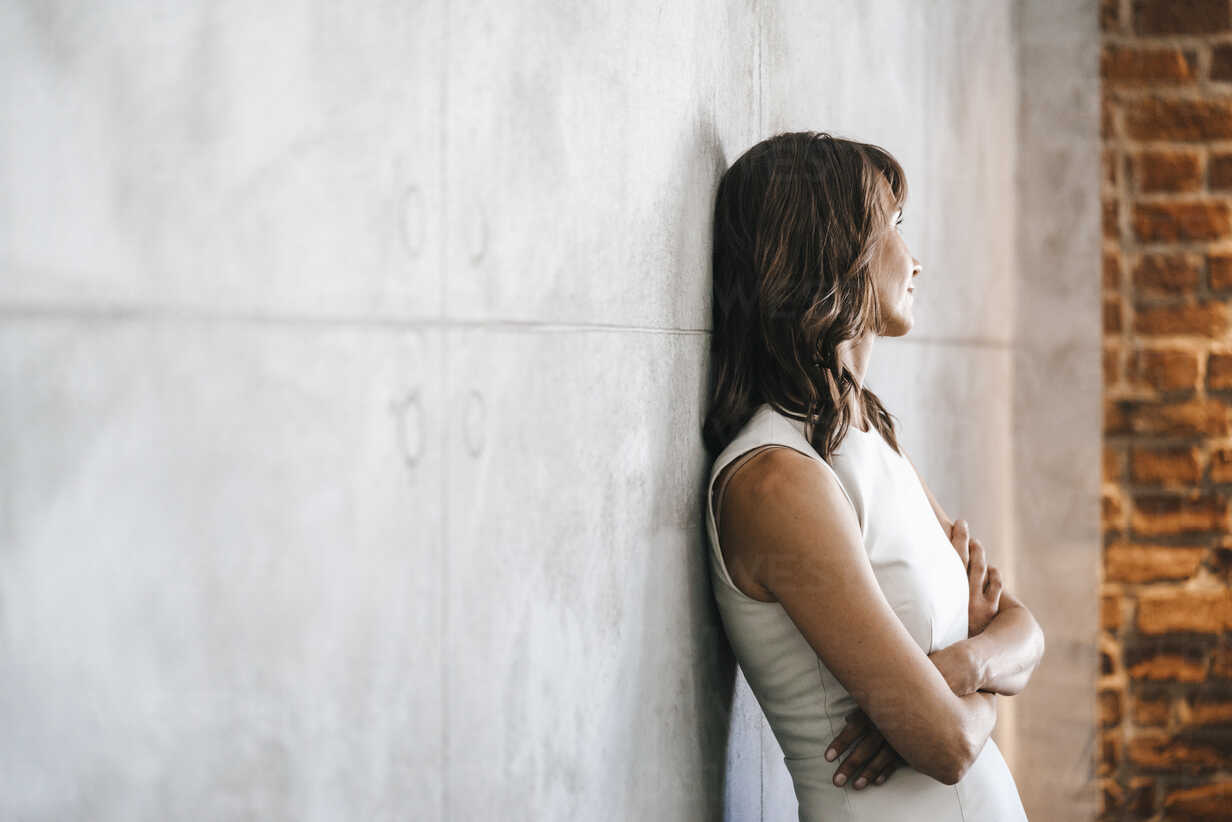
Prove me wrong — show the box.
[0,2,1099,820]
[1013,1,1102,818]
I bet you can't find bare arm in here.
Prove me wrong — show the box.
[720,447,998,785]
[965,590,1046,695]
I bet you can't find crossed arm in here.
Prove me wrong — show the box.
[822,453,1048,789]
[905,455,1046,696]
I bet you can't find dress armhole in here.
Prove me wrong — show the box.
[712,444,786,526]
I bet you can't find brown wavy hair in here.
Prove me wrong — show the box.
[702,131,907,461]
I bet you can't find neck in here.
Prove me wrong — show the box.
[838,333,874,429]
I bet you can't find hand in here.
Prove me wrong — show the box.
[823,708,905,790]
[927,641,983,697]
[950,519,1003,637]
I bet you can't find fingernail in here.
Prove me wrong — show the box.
[854,777,867,789]
[825,748,837,761]
[834,773,846,786]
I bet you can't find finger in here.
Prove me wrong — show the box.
[950,519,970,565]
[873,761,899,785]
[851,745,899,790]
[967,538,986,589]
[834,731,883,787]
[986,566,1003,610]
[825,709,870,762]
[985,565,1003,595]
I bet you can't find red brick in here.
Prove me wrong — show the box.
[1210,154,1232,190]
[1129,654,1208,681]
[1103,150,1120,189]
[1105,542,1206,582]
[1132,693,1171,725]
[1136,587,1232,634]
[1133,302,1228,337]
[1132,252,1201,293]
[1126,635,1214,677]
[1212,635,1232,679]
[1211,446,1232,482]
[1105,445,1126,482]
[1125,776,1158,816]
[1130,444,1203,483]
[1133,0,1232,35]
[1102,592,1123,630]
[1132,201,1232,243]
[1125,97,1232,141]
[1131,149,1203,192]
[1099,777,1122,814]
[1163,781,1232,819]
[1213,543,1232,580]
[1104,487,1126,531]
[1126,730,1225,770]
[1106,397,1135,435]
[1208,252,1232,290]
[1131,492,1229,536]
[1104,296,1123,333]
[1130,347,1201,391]
[1103,98,1118,140]
[1127,398,1231,436]
[1104,248,1122,290]
[1214,44,1232,82]
[1103,45,1197,85]
[1099,688,1124,727]
[1104,343,1122,385]
[1104,198,1120,240]
[1207,351,1232,390]
[1099,730,1121,776]
[1101,0,1121,32]
[1187,683,1232,723]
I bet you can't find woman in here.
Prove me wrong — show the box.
[702,132,1045,820]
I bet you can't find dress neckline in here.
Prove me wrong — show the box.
[772,405,874,440]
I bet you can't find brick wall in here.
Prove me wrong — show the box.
[1101,0,1232,818]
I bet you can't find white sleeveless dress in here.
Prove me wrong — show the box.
[705,403,1029,821]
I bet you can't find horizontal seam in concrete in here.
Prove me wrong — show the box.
[0,304,1018,347]
[0,303,708,334]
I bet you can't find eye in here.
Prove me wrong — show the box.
[894,215,904,234]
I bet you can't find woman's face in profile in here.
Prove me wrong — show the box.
[870,184,922,337]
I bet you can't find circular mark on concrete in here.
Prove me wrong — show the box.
[399,185,425,259]
[463,388,486,457]
[392,389,423,468]
[466,201,487,264]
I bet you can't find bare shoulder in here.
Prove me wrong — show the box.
[717,445,861,595]
[720,444,852,533]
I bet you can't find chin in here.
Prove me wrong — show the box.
[887,315,913,337]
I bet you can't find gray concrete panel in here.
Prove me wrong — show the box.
[724,669,763,821]
[0,2,443,318]
[443,1,759,328]
[442,327,730,819]
[0,321,442,821]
